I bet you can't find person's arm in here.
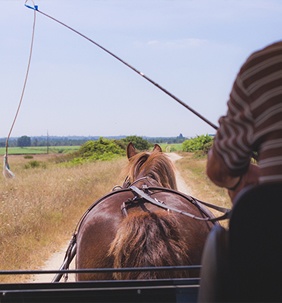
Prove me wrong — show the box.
[227,163,259,201]
[206,147,242,189]
[207,147,259,201]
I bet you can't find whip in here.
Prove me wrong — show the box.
[24,2,218,131]
[3,0,37,178]
[4,1,219,179]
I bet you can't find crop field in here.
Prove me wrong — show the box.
[0,142,184,156]
[0,146,80,155]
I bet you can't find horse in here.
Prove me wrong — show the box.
[75,143,215,280]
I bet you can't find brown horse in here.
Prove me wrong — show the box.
[75,143,215,280]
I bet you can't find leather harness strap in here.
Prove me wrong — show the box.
[129,186,230,223]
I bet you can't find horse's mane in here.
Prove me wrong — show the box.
[125,151,177,190]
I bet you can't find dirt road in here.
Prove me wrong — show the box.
[167,153,194,195]
[30,153,192,283]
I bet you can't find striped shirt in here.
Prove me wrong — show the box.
[214,41,282,183]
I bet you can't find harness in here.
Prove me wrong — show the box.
[53,178,230,282]
[128,185,230,222]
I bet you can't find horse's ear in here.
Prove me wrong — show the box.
[127,142,137,159]
[153,144,162,153]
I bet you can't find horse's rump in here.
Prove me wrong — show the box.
[76,186,213,280]
[108,210,191,279]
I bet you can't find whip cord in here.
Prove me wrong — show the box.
[25,4,218,131]
[3,1,37,178]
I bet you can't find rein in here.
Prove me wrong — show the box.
[129,185,230,223]
[122,176,230,222]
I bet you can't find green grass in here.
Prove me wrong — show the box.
[0,146,80,155]
[1,144,183,155]
[159,143,183,152]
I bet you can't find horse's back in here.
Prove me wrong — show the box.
[149,190,214,264]
[76,188,213,280]
[76,190,131,280]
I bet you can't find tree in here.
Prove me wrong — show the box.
[17,136,31,147]
[122,136,151,151]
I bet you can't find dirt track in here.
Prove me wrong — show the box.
[168,153,194,195]
[30,153,192,283]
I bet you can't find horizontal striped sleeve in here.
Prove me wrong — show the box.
[214,41,282,182]
[214,76,253,173]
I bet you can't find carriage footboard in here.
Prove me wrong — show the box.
[0,278,199,303]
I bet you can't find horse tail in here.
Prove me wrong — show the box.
[108,211,191,279]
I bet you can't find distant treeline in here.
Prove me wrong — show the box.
[0,134,187,148]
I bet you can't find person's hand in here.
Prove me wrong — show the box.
[228,163,259,202]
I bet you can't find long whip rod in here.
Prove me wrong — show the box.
[25,3,218,130]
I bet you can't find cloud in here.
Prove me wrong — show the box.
[147,38,208,49]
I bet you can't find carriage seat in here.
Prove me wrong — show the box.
[198,183,282,302]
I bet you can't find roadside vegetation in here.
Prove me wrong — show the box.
[0,135,231,283]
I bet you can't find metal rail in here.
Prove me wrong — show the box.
[0,265,201,277]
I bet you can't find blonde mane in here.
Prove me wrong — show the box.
[125,150,177,190]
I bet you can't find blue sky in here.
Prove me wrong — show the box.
[1,0,282,138]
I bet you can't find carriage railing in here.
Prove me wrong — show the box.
[0,265,201,281]
[0,273,200,303]
[0,266,200,302]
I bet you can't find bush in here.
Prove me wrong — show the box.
[72,137,125,163]
[182,135,213,153]
[24,160,46,169]
[203,140,213,154]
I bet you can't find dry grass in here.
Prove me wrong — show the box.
[0,152,231,282]
[0,154,126,282]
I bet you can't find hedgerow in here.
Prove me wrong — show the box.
[182,135,213,154]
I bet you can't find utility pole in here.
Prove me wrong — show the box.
[47,131,49,154]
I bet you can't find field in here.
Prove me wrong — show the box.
[158,143,183,152]
[0,151,231,282]
[0,144,182,156]
[0,146,79,155]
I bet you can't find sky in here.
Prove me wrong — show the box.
[1,0,282,138]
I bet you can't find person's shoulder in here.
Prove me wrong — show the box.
[241,41,282,72]
[260,41,282,52]
[247,41,282,61]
